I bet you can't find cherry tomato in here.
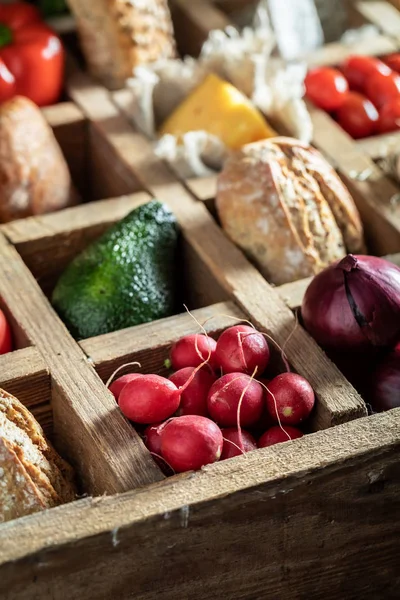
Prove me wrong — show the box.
[336,92,379,139]
[383,54,400,74]
[305,67,348,111]
[341,55,390,92]
[365,71,400,108]
[0,309,12,355]
[378,98,400,133]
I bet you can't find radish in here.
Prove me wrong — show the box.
[221,428,257,460]
[143,423,163,455]
[215,325,270,375]
[169,367,216,416]
[119,374,180,424]
[265,373,315,425]
[207,373,264,427]
[258,425,303,448]
[109,373,142,401]
[170,334,217,371]
[160,415,223,473]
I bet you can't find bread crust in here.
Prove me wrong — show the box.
[0,389,76,524]
[0,97,75,224]
[67,0,176,89]
[216,137,365,285]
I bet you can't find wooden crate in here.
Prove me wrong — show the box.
[1,53,400,598]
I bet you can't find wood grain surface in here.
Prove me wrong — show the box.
[1,408,399,599]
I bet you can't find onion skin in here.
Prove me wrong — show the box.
[301,255,400,353]
[369,344,400,412]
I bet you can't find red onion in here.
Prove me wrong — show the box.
[369,343,400,412]
[301,255,400,354]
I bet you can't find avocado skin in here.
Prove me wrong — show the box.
[52,200,178,340]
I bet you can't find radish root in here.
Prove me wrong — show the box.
[105,362,142,389]
[257,380,291,442]
[236,367,258,453]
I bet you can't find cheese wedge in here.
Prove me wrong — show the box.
[159,73,275,149]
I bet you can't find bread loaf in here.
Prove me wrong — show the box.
[67,0,176,90]
[0,96,75,224]
[0,389,76,524]
[216,137,365,285]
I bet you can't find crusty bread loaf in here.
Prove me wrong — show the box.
[67,0,176,90]
[216,137,365,285]
[0,96,75,224]
[0,389,76,524]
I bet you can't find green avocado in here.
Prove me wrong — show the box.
[52,200,178,340]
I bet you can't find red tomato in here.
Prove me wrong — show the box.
[365,71,400,109]
[305,67,348,111]
[378,98,400,133]
[0,309,12,355]
[336,92,379,139]
[383,54,400,74]
[0,2,64,107]
[341,55,390,92]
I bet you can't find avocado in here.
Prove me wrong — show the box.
[52,200,178,339]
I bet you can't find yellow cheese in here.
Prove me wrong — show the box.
[159,73,276,150]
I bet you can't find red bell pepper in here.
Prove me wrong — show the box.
[0,2,64,107]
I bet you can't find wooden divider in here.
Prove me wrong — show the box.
[1,406,399,600]
[0,230,163,496]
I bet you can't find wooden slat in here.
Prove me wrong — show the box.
[356,130,400,160]
[81,301,245,381]
[303,34,397,66]
[42,101,89,200]
[1,408,399,599]
[0,232,163,496]
[0,346,51,416]
[357,0,400,40]
[171,0,231,57]
[276,251,400,310]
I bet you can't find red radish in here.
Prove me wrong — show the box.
[207,373,264,427]
[143,423,163,455]
[169,367,216,416]
[258,425,304,448]
[161,415,223,473]
[221,428,257,459]
[109,373,142,401]
[265,373,315,425]
[215,325,270,375]
[119,374,180,424]
[170,334,217,371]
[0,309,12,355]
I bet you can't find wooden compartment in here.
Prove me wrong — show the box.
[1,8,399,598]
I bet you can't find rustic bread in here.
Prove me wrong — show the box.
[216,137,365,285]
[67,0,176,90]
[0,389,76,524]
[0,96,75,224]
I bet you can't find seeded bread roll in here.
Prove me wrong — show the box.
[0,96,75,224]
[67,0,176,90]
[0,389,76,524]
[216,137,365,285]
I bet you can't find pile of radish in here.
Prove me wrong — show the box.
[110,324,315,474]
